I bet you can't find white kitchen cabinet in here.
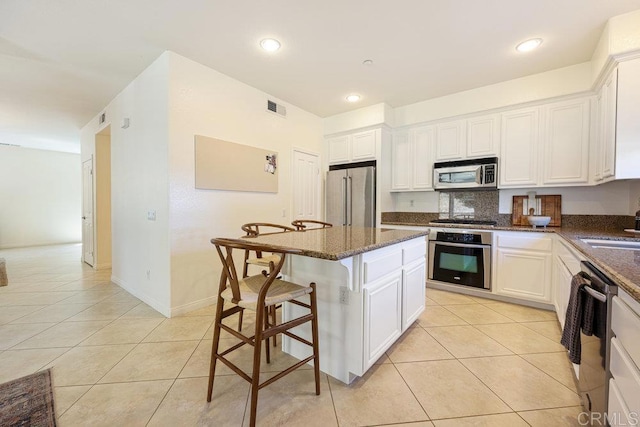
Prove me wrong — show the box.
[552,237,585,328]
[494,232,553,303]
[401,238,427,330]
[594,68,618,182]
[363,271,402,371]
[466,114,500,159]
[542,98,590,185]
[327,128,378,165]
[435,120,465,161]
[391,126,434,191]
[499,107,539,187]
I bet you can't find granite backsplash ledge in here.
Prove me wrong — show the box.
[383,212,635,231]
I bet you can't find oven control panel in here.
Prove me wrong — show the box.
[429,229,493,246]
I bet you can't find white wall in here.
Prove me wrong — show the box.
[0,146,81,248]
[166,52,324,314]
[324,103,394,136]
[81,52,171,316]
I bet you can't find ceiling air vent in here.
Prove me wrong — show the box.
[98,112,106,125]
[267,100,286,117]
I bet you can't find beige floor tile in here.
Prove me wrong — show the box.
[425,297,439,306]
[417,306,468,327]
[47,344,135,386]
[54,280,113,292]
[330,364,428,426]
[99,291,141,305]
[120,303,166,319]
[386,327,453,363]
[58,380,173,427]
[444,304,514,325]
[520,320,563,342]
[59,290,116,305]
[0,291,76,306]
[396,360,511,420]
[99,340,199,383]
[480,301,557,322]
[148,376,249,427]
[0,348,68,383]
[66,301,140,321]
[426,289,477,305]
[521,352,578,391]
[241,370,335,427]
[433,413,529,426]
[79,318,163,346]
[180,303,216,317]
[143,316,215,342]
[518,406,582,426]
[11,303,94,323]
[13,320,110,349]
[381,423,434,427]
[474,323,566,354]
[0,322,56,350]
[376,352,392,364]
[54,385,92,416]
[0,305,45,324]
[425,326,512,358]
[461,355,581,411]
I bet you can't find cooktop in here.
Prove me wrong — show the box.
[430,219,497,226]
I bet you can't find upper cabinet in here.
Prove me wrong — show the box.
[327,129,378,165]
[593,69,617,182]
[391,126,434,191]
[434,114,500,162]
[499,107,539,187]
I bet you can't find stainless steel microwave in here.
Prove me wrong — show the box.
[433,157,497,190]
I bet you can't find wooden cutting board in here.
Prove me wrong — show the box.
[512,195,562,227]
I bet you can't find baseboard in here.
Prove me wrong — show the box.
[111,275,170,317]
[170,295,217,317]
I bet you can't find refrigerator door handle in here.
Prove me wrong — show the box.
[347,175,353,226]
[342,176,348,226]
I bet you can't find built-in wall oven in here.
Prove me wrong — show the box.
[428,229,492,290]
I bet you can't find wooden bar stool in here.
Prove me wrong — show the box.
[291,219,333,231]
[207,238,321,427]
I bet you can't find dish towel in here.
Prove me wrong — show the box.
[561,272,590,364]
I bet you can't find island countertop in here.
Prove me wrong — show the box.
[241,226,428,261]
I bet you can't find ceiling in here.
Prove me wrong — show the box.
[2,0,640,153]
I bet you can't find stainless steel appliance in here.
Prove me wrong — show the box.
[577,261,618,425]
[326,162,375,227]
[428,229,492,290]
[430,219,497,226]
[433,157,498,190]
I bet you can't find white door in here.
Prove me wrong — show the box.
[292,150,321,221]
[82,159,94,267]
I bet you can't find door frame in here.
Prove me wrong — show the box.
[82,157,94,267]
[291,147,322,222]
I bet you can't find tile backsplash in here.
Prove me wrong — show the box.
[438,190,499,220]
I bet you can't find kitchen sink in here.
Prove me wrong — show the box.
[581,238,640,250]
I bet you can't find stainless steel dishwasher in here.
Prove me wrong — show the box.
[578,261,618,426]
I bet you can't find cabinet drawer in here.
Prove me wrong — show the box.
[402,239,426,265]
[496,234,552,251]
[362,246,402,285]
[608,378,633,427]
[610,337,640,415]
[612,296,640,369]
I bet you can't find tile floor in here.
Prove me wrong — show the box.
[0,244,583,426]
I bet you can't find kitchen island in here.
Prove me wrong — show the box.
[243,226,428,384]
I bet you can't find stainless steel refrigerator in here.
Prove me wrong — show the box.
[326,165,375,227]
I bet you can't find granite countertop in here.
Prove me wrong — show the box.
[381,219,640,302]
[240,226,428,261]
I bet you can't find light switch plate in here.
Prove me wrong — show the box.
[147,210,156,221]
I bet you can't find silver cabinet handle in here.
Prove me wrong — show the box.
[584,285,607,303]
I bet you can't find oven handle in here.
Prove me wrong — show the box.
[430,241,490,250]
[584,285,607,303]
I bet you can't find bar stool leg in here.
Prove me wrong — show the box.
[207,296,225,401]
[264,308,271,364]
[310,283,321,395]
[249,306,265,427]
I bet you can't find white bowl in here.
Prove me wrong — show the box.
[527,216,551,227]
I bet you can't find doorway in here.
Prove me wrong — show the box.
[94,126,112,269]
[82,158,94,266]
[292,149,321,221]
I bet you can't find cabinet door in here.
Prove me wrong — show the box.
[495,248,552,303]
[402,260,426,330]
[593,89,604,182]
[500,108,539,187]
[327,135,350,164]
[363,272,402,370]
[351,129,377,161]
[553,256,573,329]
[435,120,465,161]
[412,126,435,189]
[602,68,617,180]
[467,114,500,159]
[542,98,590,185]
[391,131,411,190]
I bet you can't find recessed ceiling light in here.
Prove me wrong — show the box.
[346,94,361,103]
[516,38,543,52]
[362,59,373,66]
[260,38,281,52]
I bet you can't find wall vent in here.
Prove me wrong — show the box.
[98,112,106,125]
[267,100,286,117]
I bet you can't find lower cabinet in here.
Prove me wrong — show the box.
[402,259,426,330]
[494,232,553,303]
[363,271,402,370]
